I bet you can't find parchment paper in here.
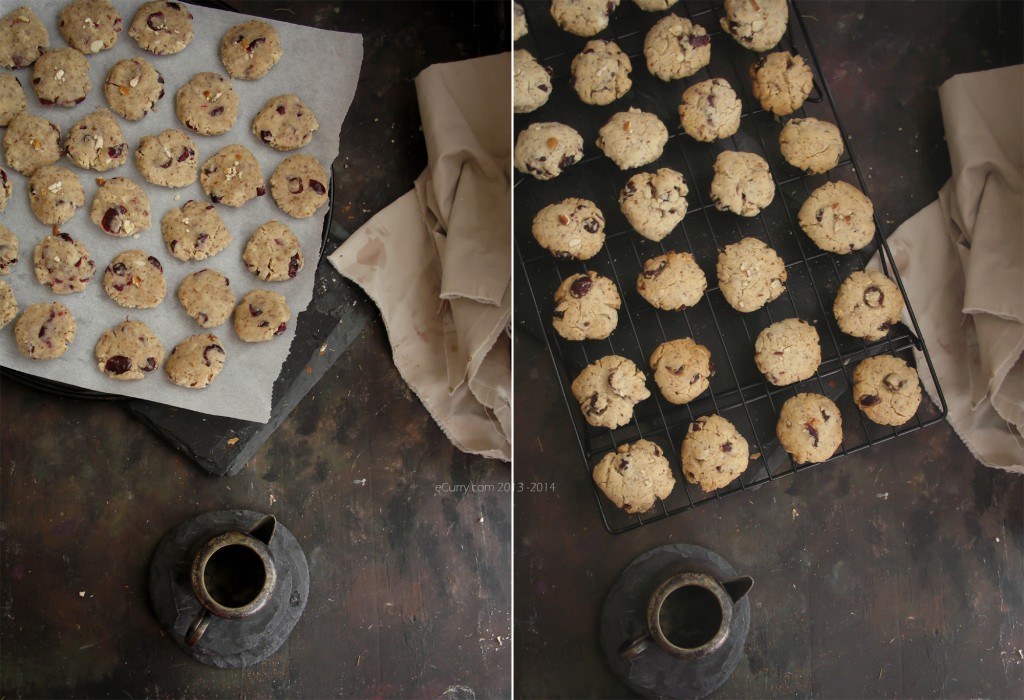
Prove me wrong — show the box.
[0,0,363,423]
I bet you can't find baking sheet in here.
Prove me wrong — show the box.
[0,0,362,423]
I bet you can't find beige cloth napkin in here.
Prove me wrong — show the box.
[328,54,511,461]
[871,65,1024,472]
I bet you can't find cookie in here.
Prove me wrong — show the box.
[178,269,236,328]
[550,0,619,37]
[593,439,675,514]
[776,393,843,464]
[129,1,194,56]
[31,48,91,107]
[104,57,164,120]
[513,2,528,41]
[0,6,49,69]
[0,73,27,125]
[709,151,775,217]
[3,112,61,176]
[0,224,18,274]
[252,94,319,151]
[0,168,11,212]
[531,197,605,261]
[853,355,922,426]
[634,0,680,11]
[570,355,651,429]
[552,271,621,341]
[268,154,329,218]
[571,40,631,105]
[750,51,813,116]
[596,108,667,170]
[619,168,689,242]
[135,128,198,188]
[243,220,304,281]
[95,319,165,380]
[161,200,232,261]
[220,19,282,80]
[14,302,75,359]
[165,333,226,389]
[233,289,290,342]
[514,49,552,114]
[650,337,713,404]
[753,317,820,386]
[716,237,787,312]
[643,15,710,82]
[103,249,166,309]
[514,122,583,181]
[833,269,903,341]
[65,109,128,172]
[33,231,95,294]
[636,251,706,311]
[678,78,742,142]
[176,72,239,136]
[0,280,16,329]
[200,144,266,207]
[779,117,843,174]
[680,414,750,492]
[91,177,151,237]
[719,0,788,52]
[798,181,875,254]
[59,0,122,55]
[28,165,85,226]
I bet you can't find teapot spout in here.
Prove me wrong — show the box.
[248,514,277,546]
[721,575,753,604]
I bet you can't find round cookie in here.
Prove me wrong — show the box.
[136,129,198,188]
[709,150,775,217]
[593,439,675,514]
[243,220,304,281]
[103,249,166,309]
[0,168,11,212]
[514,49,552,114]
[178,269,236,328]
[636,251,706,311]
[776,393,843,464]
[643,15,711,82]
[220,19,282,80]
[853,355,922,426]
[14,302,75,360]
[165,333,226,389]
[550,0,619,37]
[514,122,583,181]
[252,94,319,151]
[3,112,61,176]
[779,117,843,174]
[619,167,689,242]
[833,269,903,341]
[798,180,875,254]
[268,154,329,218]
[0,73,27,126]
[679,78,742,142]
[91,177,151,237]
[513,3,528,41]
[234,289,290,342]
[634,0,679,10]
[716,237,787,312]
[33,231,95,295]
[65,109,128,172]
[531,197,605,261]
[104,57,164,120]
[570,355,651,429]
[176,72,239,136]
[750,51,813,116]
[650,337,713,404]
[680,414,750,492]
[200,144,266,208]
[719,0,788,52]
[0,6,49,69]
[59,0,122,55]
[95,319,165,381]
[161,199,232,261]
[753,317,820,386]
[571,40,631,106]
[0,224,18,274]
[28,165,85,226]
[552,271,621,341]
[31,47,91,107]
[0,281,16,329]
[129,1,194,56]
[596,108,667,170]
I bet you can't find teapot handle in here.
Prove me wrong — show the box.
[618,630,654,661]
[721,575,754,604]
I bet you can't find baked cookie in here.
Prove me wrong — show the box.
[59,0,122,55]
[753,317,820,386]
[0,281,16,329]
[91,177,151,237]
[779,117,843,174]
[833,269,903,341]
[513,3,528,41]
[104,57,164,120]
[0,73,27,125]
[4,112,61,176]
[634,0,679,9]
[252,94,319,151]
[103,249,166,309]
[531,198,605,261]
[776,393,843,464]
[750,51,813,116]
[0,168,11,211]
[514,122,583,180]
[798,180,875,254]
[678,78,742,142]
[268,154,329,218]
[135,129,198,188]
[0,6,49,69]
[176,72,239,136]
[0,224,18,274]
[220,20,282,80]
[680,414,750,492]
[596,108,667,170]
[234,289,290,342]
[650,337,713,404]
[550,0,619,37]
[571,40,631,105]
[95,319,165,380]
[514,50,552,114]
[178,269,236,328]
[719,0,788,52]
[710,151,775,217]
[716,237,787,312]
[65,109,128,172]
[243,220,304,281]
[552,271,621,341]
[28,165,85,226]
[14,302,75,359]
[129,1,194,56]
[593,439,675,514]
[31,48,90,107]
[619,168,689,242]
[853,355,922,426]
[570,355,651,429]
[33,232,95,294]
[643,15,711,82]
[200,144,266,207]
[636,251,706,311]
[165,333,226,389]
[161,200,232,261]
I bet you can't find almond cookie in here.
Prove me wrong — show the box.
[234,289,290,342]
[104,57,164,120]
[514,122,583,181]
[776,393,843,464]
[103,249,166,309]
[28,165,85,226]
[95,319,165,380]
[779,117,843,174]
[129,1,194,56]
[0,224,18,274]
[65,109,128,172]
[31,47,90,107]
[33,231,95,294]
[596,108,667,170]
[0,7,49,69]
[178,269,236,328]
[550,0,619,37]
[750,51,813,116]
[798,180,875,254]
[514,49,552,114]
[531,197,605,261]
[59,0,122,55]
[571,40,631,105]
[710,151,775,217]
[754,317,820,386]
[91,177,151,237]
[243,220,304,281]
[220,19,282,80]
[200,144,266,207]
[513,3,528,41]
[619,167,689,242]
[0,281,16,329]
[553,271,621,341]
[0,168,11,211]
[643,15,710,82]
[833,269,903,341]
[636,251,706,311]
[165,333,226,389]
[0,73,27,125]
[268,154,329,218]
[719,0,788,52]
[681,414,750,492]
[4,112,61,176]
[136,129,198,188]
[853,355,922,426]
[570,355,651,429]
[15,302,75,359]
[176,72,239,136]
[679,78,742,142]
[161,200,232,261]
[650,337,713,404]
[716,237,787,312]
[593,439,675,514]
[252,94,319,151]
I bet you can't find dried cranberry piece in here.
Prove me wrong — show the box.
[721,442,733,453]
[210,106,224,117]
[177,147,193,162]
[197,312,208,325]
[288,254,301,278]
[147,256,162,272]
[258,321,269,328]
[643,260,668,279]
[689,34,711,48]
[569,276,593,298]
[146,12,166,31]
[0,170,7,185]
[249,304,263,317]
[276,104,287,115]
[58,232,74,243]
[210,194,222,204]
[287,177,303,194]
[553,251,575,261]
[859,394,882,407]
[107,144,125,160]
[259,130,273,143]
[166,1,182,10]
[582,218,601,233]
[32,77,40,85]
[247,37,266,54]
[159,158,173,169]
[74,96,86,105]
[202,344,224,366]
[815,208,824,222]
[878,321,893,332]
[558,154,576,170]
[689,374,702,384]
[692,419,704,432]
[587,393,606,415]
[883,373,906,392]
[142,357,157,372]
[274,323,286,336]
[105,355,132,375]
[111,261,128,276]
[309,180,326,195]
[615,457,630,474]
[256,186,266,197]
[863,285,884,307]
[39,98,55,107]
[196,233,209,247]
[805,423,819,447]
[552,309,565,319]
[538,84,549,93]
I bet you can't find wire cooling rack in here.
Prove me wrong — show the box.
[514,0,948,534]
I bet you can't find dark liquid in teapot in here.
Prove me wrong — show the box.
[659,585,723,649]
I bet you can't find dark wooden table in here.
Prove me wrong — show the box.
[0,2,510,698]
[514,1,1024,697]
